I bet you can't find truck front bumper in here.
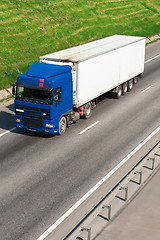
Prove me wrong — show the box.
[15,115,58,134]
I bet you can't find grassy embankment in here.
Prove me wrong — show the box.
[0,0,160,89]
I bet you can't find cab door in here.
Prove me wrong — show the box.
[52,71,73,129]
[54,86,63,119]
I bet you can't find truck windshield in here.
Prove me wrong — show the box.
[16,86,53,105]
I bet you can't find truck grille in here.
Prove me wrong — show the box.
[22,116,43,129]
[16,104,50,119]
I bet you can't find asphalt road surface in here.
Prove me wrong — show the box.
[0,41,160,240]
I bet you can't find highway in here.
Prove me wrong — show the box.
[0,41,160,240]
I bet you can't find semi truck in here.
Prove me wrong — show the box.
[13,35,145,135]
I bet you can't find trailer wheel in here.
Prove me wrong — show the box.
[115,85,122,99]
[133,77,137,84]
[83,102,92,119]
[59,116,67,135]
[122,82,127,95]
[127,79,133,92]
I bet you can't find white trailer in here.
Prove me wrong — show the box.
[40,35,145,109]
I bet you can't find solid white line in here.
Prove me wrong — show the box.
[37,125,160,240]
[0,127,16,138]
[141,84,154,93]
[145,54,160,64]
[78,121,100,135]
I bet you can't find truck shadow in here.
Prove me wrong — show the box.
[0,111,15,131]
[6,102,15,112]
[21,130,55,138]
[97,91,116,103]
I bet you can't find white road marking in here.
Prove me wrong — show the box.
[37,125,160,240]
[141,84,154,93]
[78,121,100,135]
[145,54,160,64]
[0,127,16,138]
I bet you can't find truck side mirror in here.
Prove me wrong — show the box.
[12,84,16,95]
[54,95,58,102]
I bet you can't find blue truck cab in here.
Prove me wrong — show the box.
[14,61,73,134]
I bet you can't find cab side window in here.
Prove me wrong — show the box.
[54,87,62,102]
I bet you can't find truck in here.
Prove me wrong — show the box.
[13,35,145,135]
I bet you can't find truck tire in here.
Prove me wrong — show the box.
[83,102,92,119]
[115,85,122,99]
[133,77,137,84]
[127,79,133,92]
[59,116,67,135]
[122,82,127,95]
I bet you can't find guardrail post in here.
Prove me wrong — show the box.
[81,226,91,240]
[147,157,155,170]
[102,204,111,221]
[135,170,142,185]
[120,186,128,201]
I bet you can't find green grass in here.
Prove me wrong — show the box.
[147,38,160,45]
[0,95,14,103]
[0,0,160,89]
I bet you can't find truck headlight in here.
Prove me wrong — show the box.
[16,119,21,122]
[46,124,53,128]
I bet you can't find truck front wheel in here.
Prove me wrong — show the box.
[59,116,67,135]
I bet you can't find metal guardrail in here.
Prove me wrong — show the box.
[66,141,160,240]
